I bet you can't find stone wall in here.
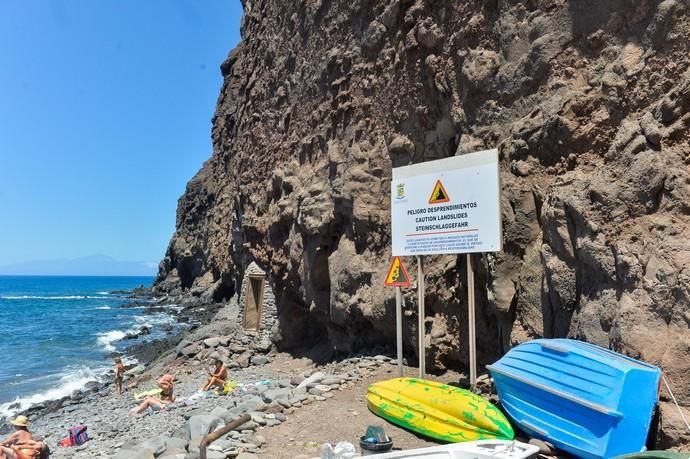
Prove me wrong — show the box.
[236,262,278,343]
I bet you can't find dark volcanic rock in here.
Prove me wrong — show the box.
[125,335,181,364]
[153,0,690,447]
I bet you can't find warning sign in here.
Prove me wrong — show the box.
[428,180,450,204]
[391,149,502,256]
[384,256,412,287]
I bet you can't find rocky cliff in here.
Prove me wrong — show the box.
[155,0,690,446]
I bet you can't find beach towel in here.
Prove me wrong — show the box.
[134,388,163,400]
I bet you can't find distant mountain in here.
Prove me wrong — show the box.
[0,255,158,276]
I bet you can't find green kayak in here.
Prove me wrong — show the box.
[612,452,690,459]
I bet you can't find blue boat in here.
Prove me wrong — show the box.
[487,339,661,459]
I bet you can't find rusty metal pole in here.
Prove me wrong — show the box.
[200,414,251,459]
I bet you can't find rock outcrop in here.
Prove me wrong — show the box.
[155,0,690,447]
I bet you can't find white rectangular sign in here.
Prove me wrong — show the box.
[391,149,502,256]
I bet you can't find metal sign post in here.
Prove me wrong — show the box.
[391,150,502,387]
[395,286,403,377]
[467,254,477,389]
[417,255,425,379]
[384,256,412,378]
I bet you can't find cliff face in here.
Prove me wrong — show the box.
[155,0,690,445]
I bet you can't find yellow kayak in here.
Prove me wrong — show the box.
[367,378,514,443]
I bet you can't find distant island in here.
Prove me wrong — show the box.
[0,255,158,277]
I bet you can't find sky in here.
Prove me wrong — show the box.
[0,1,243,272]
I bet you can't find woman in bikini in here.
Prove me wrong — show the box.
[130,374,175,414]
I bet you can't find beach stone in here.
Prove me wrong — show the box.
[203,337,222,348]
[181,343,202,357]
[296,371,325,389]
[238,420,259,431]
[185,415,225,444]
[234,396,266,414]
[290,375,305,386]
[138,436,168,456]
[528,438,554,455]
[358,360,377,368]
[251,355,269,366]
[158,449,186,458]
[252,339,272,353]
[250,412,267,425]
[236,350,253,368]
[210,406,230,420]
[114,449,154,459]
[125,365,146,376]
[175,339,193,355]
[165,437,189,450]
[209,438,235,450]
[262,388,290,403]
[228,343,247,354]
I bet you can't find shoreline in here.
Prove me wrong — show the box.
[0,288,221,429]
[3,293,418,458]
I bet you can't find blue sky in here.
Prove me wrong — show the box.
[0,1,242,270]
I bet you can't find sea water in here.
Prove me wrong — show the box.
[0,275,168,417]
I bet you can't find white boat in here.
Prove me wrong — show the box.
[314,440,540,459]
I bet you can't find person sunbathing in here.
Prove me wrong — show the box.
[2,439,46,459]
[202,359,227,392]
[0,416,35,459]
[130,374,175,415]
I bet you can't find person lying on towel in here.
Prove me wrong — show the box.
[130,374,175,414]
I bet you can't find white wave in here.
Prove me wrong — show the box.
[96,330,126,352]
[133,313,175,329]
[96,291,110,295]
[94,306,111,310]
[0,366,108,418]
[1,295,107,300]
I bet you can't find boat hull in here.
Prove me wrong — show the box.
[313,440,540,459]
[367,377,514,443]
[488,339,661,459]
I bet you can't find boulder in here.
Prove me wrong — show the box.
[296,371,325,389]
[175,339,192,355]
[236,350,254,368]
[185,415,225,444]
[203,337,222,348]
[165,437,189,451]
[137,436,168,456]
[180,343,202,357]
[251,355,269,366]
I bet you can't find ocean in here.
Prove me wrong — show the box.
[0,275,171,417]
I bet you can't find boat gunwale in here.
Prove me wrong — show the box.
[487,365,623,418]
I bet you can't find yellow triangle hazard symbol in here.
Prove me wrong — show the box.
[384,256,411,287]
[428,179,450,204]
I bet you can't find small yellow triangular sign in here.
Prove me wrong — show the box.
[428,179,450,204]
[384,256,411,287]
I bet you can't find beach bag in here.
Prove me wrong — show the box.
[222,380,237,395]
[68,424,89,446]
